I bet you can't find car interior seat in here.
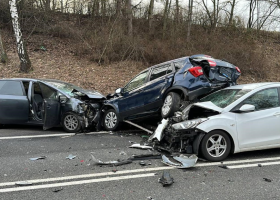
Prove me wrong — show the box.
[33,94,43,119]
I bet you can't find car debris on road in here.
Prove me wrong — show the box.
[29,156,46,161]
[161,154,198,169]
[66,154,77,160]
[158,171,174,187]
[91,154,132,166]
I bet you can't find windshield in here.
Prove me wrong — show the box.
[45,81,83,97]
[200,89,252,108]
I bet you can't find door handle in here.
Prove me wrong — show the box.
[273,112,280,117]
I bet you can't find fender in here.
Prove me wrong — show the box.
[164,86,189,101]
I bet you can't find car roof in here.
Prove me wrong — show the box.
[226,82,280,90]
[0,78,70,84]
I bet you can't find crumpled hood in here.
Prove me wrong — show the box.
[182,101,222,120]
[193,101,223,113]
[77,88,106,99]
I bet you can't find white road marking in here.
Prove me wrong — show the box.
[0,133,76,140]
[86,131,112,135]
[227,161,280,169]
[0,173,155,193]
[1,156,280,187]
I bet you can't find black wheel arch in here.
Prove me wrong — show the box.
[164,86,189,101]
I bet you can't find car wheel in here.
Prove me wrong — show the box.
[62,113,81,133]
[161,92,181,118]
[200,130,231,162]
[103,109,120,131]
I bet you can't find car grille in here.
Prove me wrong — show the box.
[219,67,233,78]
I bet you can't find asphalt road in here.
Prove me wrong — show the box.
[1,125,280,200]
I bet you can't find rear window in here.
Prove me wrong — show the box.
[0,81,24,96]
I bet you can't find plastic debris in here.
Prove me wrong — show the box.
[148,119,169,142]
[129,143,153,150]
[218,165,228,169]
[91,154,132,166]
[139,161,146,166]
[158,171,174,187]
[119,151,127,156]
[66,154,76,160]
[263,178,272,182]
[52,187,63,192]
[161,154,198,169]
[15,181,33,186]
[130,153,161,160]
[29,156,46,161]
[147,197,154,200]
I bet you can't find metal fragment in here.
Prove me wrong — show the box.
[29,156,46,161]
[91,154,132,166]
[66,154,77,160]
[15,181,33,186]
[161,154,198,169]
[129,143,153,150]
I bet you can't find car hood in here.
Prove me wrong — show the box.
[181,101,222,121]
[193,101,223,113]
[76,88,106,99]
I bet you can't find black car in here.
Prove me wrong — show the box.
[102,54,241,131]
[0,78,105,132]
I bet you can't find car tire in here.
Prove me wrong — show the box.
[161,92,181,118]
[62,113,81,133]
[103,109,120,131]
[200,130,231,162]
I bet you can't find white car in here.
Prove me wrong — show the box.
[158,82,280,161]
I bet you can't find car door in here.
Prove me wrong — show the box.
[236,87,280,149]
[142,63,174,112]
[0,80,29,124]
[39,82,61,130]
[117,70,150,119]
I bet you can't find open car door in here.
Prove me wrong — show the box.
[39,82,61,130]
[42,99,60,130]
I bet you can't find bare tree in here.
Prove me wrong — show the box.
[9,0,32,72]
[116,0,122,16]
[162,0,170,38]
[248,0,256,29]
[187,0,193,42]
[148,0,154,31]
[0,29,8,64]
[126,0,133,36]
[228,0,237,25]
[201,0,221,29]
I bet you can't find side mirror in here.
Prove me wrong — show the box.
[239,104,255,113]
[116,88,122,94]
[59,95,68,103]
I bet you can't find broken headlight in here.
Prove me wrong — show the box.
[172,118,208,130]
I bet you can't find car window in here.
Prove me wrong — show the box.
[39,83,58,100]
[150,64,172,81]
[22,81,30,95]
[242,88,279,111]
[0,81,24,96]
[123,70,149,92]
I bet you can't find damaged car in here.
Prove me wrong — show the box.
[0,78,105,132]
[150,82,280,161]
[102,54,241,131]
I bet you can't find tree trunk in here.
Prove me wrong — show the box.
[187,0,193,42]
[248,0,256,29]
[148,0,154,31]
[175,0,179,25]
[9,0,32,73]
[126,0,132,36]
[116,0,122,16]
[228,0,236,25]
[60,0,63,12]
[162,0,169,38]
[0,30,8,64]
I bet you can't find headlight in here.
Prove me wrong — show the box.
[172,118,208,130]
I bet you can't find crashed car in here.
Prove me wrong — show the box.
[102,54,241,131]
[150,82,280,161]
[0,78,105,132]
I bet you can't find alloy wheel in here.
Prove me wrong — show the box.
[64,115,79,131]
[206,134,227,158]
[105,111,117,129]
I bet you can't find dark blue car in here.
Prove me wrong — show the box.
[102,55,241,131]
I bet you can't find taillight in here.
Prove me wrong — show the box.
[208,60,216,67]
[236,66,241,73]
[188,66,204,77]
